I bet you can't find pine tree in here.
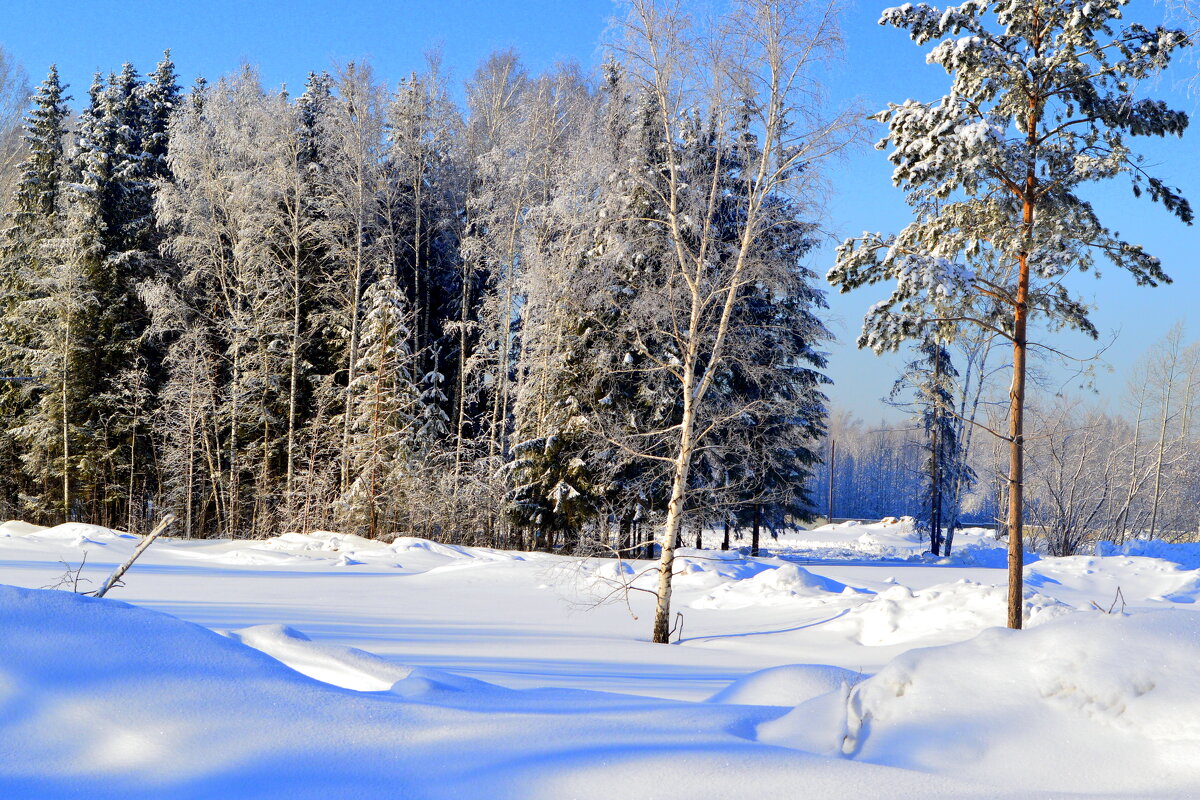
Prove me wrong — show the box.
[12,71,115,521]
[829,0,1192,627]
[141,51,179,181]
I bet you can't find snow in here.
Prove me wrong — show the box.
[842,611,1200,795]
[2,518,1199,797]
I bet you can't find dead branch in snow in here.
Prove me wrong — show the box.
[92,514,177,598]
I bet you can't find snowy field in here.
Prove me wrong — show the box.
[2,518,1200,798]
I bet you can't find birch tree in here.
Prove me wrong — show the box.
[613,0,857,643]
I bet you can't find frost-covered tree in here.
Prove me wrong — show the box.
[891,338,974,554]
[0,64,67,514]
[0,47,30,208]
[829,0,1192,628]
[315,63,390,497]
[610,0,856,643]
[156,69,297,537]
[338,272,421,539]
[384,56,463,379]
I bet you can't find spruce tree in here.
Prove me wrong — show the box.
[891,338,974,555]
[0,65,69,516]
[339,272,422,539]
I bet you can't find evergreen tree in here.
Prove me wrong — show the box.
[830,0,1193,627]
[891,338,974,555]
[0,65,69,516]
[141,51,180,181]
[339,272,422,539]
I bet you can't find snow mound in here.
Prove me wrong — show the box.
[840,610,1200,794]
[207,547,321,566]
[389,536,526,561]
[708,663,863,707]
[260,529,381,553]
[691,564,857,610]
[18,522,132,546]
[1027,555,1200,605]
[0,520,46,536]
[783,518,927,557]
[227,624,413,691]
[1,582,1013,799]
[829,579,1073,646]
[1097,539,1200,572]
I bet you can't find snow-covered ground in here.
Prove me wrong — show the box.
[2,517,1199,798]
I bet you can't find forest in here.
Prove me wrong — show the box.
[0,0,1195,584]
[0,1,853,566]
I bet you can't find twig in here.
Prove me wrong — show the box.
[1089,586,1127,615]
[42,552,91,592]
[669,611,684,643]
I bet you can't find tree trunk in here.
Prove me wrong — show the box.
[1148,370,1175,539]
[1007,250,1031,630]
[827,438,836,522]
[652,421,694,644]
[751,504,762,558]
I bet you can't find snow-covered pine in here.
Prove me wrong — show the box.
[828,0,1193,628]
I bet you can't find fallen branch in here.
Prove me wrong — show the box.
[93,515,176,599]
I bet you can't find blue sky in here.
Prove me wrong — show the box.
[3,0,1197,422]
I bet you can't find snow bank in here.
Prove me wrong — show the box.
[226,624,413,691]
[0,520,46,536]
[839,610,1200,795]
[1,582,1028,799]
[1097,539,1200,572]
[785,517,925,557]
[691,563,858,610]
[708,663,863,706]
[1027,555,1200,605]
[5,521,132,547]
[829,579,1073,646]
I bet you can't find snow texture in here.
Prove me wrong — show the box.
[2,519,1199,797]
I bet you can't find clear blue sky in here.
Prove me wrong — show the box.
[3,0,1197,422]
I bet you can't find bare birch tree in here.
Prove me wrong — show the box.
[611,0,859,643]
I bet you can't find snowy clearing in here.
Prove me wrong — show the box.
[2,519,1199,798]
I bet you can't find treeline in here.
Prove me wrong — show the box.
[816,323,1200,555]
[0,40,832,546]
[1015,326,1200,554]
